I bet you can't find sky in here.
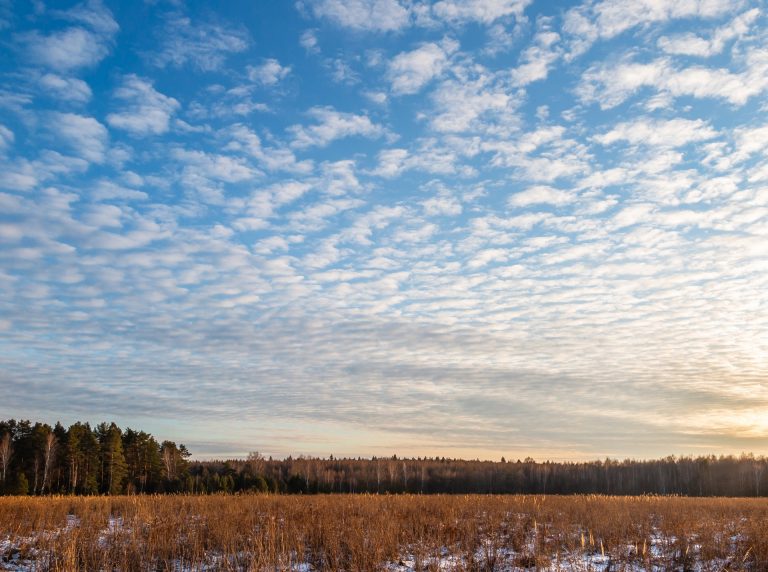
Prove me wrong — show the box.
[1,0,767,461]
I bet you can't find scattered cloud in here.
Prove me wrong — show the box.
[300,29,320,52]
[248,59,291,86]
[564,0,735,57]
[0,124,13,152]
[16,0,118,71]
[595,118,718,148]
[49,112,108,163]
[38,73,93,103]
[387,40,458,95]
[511,20,561,86]
[578,50,768,108]
[3,0,768,459]
[152,14,249,71]
[106,75,180,136]
[307,0,410,32]
[430,0,531,25]
[508,185,574,207]
[289,107,385,148]
[658,9,760,57]
[430,73,513,133]
[307,0,532,32]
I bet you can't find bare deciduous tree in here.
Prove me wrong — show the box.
[162,446,175,480]
[0,433,11,485]
[42,432,57,494]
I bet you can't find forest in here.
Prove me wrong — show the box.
[1,419,766,497]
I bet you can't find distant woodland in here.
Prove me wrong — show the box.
[1,419,766,496]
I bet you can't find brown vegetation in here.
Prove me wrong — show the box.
[1,494,767,571]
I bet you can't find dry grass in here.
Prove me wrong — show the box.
[1,494,767,571]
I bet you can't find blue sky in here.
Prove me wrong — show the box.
[1,0,767,460]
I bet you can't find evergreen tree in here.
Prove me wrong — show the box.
[160,441,191,491]
[13,471,29,495]
[66,422,99,494]
[123,429,162,493]
[99,423,127,495]
[30,422,55,494]
[8,421,34,495]
[52,422,68,493]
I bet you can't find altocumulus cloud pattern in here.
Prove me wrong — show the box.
[1,0,767,459]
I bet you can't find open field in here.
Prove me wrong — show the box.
[1,495,767,571]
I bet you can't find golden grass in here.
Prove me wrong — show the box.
[1,494,767,570]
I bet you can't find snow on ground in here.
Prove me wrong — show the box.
[0,516,749,571]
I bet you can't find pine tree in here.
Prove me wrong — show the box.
[123,429,163,493]
[100,423,127,495]
[67,422,99,494]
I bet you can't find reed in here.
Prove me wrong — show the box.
[1,494,766,570]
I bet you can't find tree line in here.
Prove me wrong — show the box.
[1,419,767,496]
[0,419,190,495]
[210,452,768,497]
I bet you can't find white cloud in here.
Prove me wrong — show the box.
[422,190,462,216]
[509,185,574,207]
[481,126,589,182]
[578,50,768,108]
[595,118,718,148]
[325,58,359,85]
[247,59,291,86]
[39,73,92,103]
[106,75,180,136]
[596,0,734,38]
[658,8,759,57]
[320,160,363,196]
[18,28,110,71]
[340,205,405,244]
[91,180,148,202]
[370,140,468,178]
[50,112,108,163]
[392,222,437,243]
[610,203,654,229]
[0,124,13,153]
[364,91,388,105]
[225,125,313,174]
[658,34,713,58]
[234,180,314,229]
[174,149,258,184]
[269,180,314,206]
[577,58,666,108]
[387,40,458,95]
[308,0,530,31]
[733,124,768,159]
[153,15,249,71]
[300,29,319,53]
[59,0,120,35]
[564,0,735,56]
[308,0,410,32]
[483,22,520,55]
[431,0,531,25]
[430,75,512,132]
[510,22,561,86]
[371,148,409,178]
[468,247,508,268]
[288,197,363,232]
[577,168,628,191]
[15,0,117,71]
[289,107,385,148]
